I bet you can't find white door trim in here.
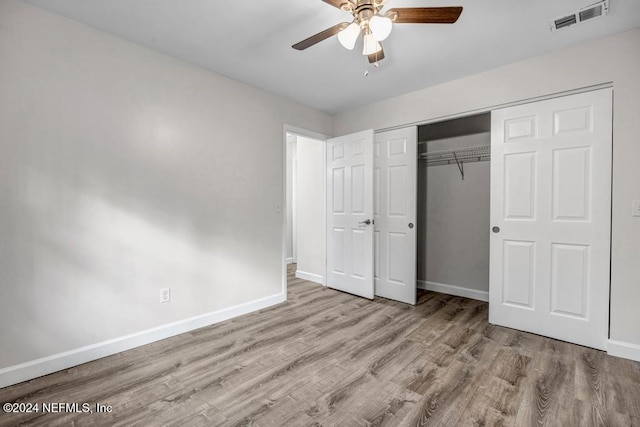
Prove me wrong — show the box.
[291,157,297,264]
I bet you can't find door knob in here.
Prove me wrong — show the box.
[359,219,371,225]
[408,223,414,229]
[492,226,500,233]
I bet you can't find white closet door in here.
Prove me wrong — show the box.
[374,127,417,304]
[326,130,375,299]
[490,89,612,350]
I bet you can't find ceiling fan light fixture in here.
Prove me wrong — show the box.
[362,31,382,56]
[338,22,361,50]
[369,15,392,41]
[292,2,464,68]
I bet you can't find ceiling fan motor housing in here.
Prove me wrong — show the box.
[352,0,382,25]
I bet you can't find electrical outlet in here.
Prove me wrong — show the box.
[160,288,171,303]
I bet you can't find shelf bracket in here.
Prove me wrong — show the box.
[453,151,464,180]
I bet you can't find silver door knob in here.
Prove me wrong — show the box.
[492,226,500,233]
[359,219,371,225]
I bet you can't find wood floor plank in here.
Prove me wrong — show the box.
[2,263,639,426]
[401,359,480,426]
[605,375,640,419]
[456,349,533,426]
[359,386,422,427]
[513,351,573,426]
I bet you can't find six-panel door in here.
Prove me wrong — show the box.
[326,130,375,299]
[489,89,612,350]
[374,127,417,305]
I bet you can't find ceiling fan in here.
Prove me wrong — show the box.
[292,0,463,65]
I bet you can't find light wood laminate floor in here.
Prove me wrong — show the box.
[1,264,639,426]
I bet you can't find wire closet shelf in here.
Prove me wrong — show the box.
[419,144,491,167]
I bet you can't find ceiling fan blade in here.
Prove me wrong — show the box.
[368,46,385,63]
[322,0,354,11]
[292,22,349,50]
[387,7,463,24]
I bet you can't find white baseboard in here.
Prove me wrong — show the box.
[0,292,286,389]
[607,339,640,362]
[295,270,323,285]
[286,257,294,264]
[417,280,489,302]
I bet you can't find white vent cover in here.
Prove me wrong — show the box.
[550,0,609,31]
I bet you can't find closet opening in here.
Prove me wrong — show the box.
[416,113,491,302]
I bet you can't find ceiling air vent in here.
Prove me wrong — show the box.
[550,0,609,32]
[554,15,577,30]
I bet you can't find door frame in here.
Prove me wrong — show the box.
[292,157,297,264]
[282,125,329,295]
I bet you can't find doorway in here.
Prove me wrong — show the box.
[284,127,327,287]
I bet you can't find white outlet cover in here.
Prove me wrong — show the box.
[633,200,640,217]
[160,288,171,303]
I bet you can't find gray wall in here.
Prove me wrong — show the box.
[0,0,331,376]
[418,133,490,293]
[333,28,640,353]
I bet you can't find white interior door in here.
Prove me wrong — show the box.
[326,130,375,299]
[374,127,417,304]
[490,88,612,350]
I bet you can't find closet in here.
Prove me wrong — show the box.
[417,113,491,302]
[324,88,612,350]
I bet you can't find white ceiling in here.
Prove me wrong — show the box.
[23,0,640,114]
